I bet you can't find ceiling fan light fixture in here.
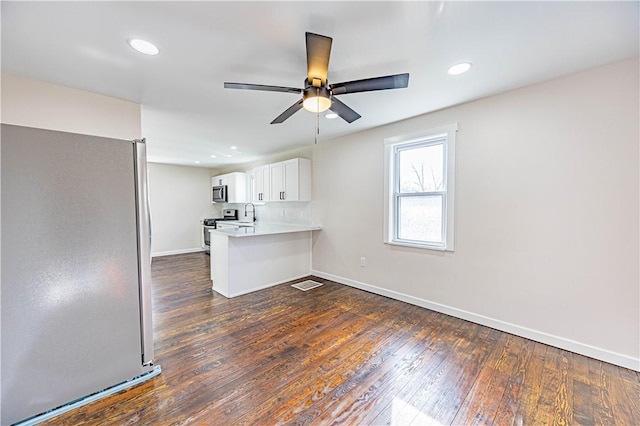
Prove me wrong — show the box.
[303,95,331,113]
[302,86,331,113]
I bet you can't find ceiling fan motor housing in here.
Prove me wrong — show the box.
[302,81,331,112]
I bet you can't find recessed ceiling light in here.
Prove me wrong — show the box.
[325,112,338,119]
[448,62,472,75]
[195,161,200,164]
[128,39,159,55]
[230,146,238,150]
[225,154,233,158]
[210,155,217,158]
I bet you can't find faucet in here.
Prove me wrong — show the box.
[244,203,256,222]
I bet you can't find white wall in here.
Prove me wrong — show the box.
[1,73,141,139]
[148,162,219,256]
[311,58,640,370]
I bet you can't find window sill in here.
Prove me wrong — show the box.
[385,240,453,252]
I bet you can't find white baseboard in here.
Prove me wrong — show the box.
[311,269,640,372]
[152,247,204,258]
[217,273,311,298]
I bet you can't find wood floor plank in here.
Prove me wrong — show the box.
[185,308,397,424]
[488,336,536,425]
[319,314,458,424]
[366,317,486,425]
[34,253,639,426]
[588,358,617,425]
[513,341,549,425]
[570,352,595,426]
[297,312,444,425]
[450,333,520,425]
[601,361,636,425]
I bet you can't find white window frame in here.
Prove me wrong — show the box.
[383,124,457,251]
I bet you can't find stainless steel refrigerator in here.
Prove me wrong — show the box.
[1,124,159,425]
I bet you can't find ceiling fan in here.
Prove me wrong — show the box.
[224,32,410,124]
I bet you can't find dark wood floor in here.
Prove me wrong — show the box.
[43,252,639,425]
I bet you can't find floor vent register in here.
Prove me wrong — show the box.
[291,280,323,291]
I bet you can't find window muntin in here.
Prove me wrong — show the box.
[384,124,456,251]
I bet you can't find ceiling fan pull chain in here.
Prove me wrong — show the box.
[315,88,320,144]
[316,111,319,144]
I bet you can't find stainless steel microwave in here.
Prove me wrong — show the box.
[212,185,227,203]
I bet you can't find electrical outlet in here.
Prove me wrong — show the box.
[360,257,366,267]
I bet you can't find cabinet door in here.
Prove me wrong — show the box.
[254,169,262,202]
[213,174,227,186]
[282,159,299,201]
[270,162,284,200]
[254,166,270,202]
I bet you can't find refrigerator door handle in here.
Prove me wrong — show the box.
[134,138,155,367]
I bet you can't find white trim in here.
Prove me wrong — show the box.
[445,126,456,250]
[15,366,162,426]
[383,124,457,251]
[385,240,446,251]
[310,269,640,372]
[151,247,204,258]
[384,124,458,146]
[214,273,311,298]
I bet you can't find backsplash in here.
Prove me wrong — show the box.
[223,202,312,225]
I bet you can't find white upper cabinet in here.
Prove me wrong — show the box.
[252,165,270,203]
[269,158,311,202]
[211,172,247,203]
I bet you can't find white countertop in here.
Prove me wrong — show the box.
[219,220,256,227]
[209,223,322,238]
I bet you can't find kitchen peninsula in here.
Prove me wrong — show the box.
[209,224,321,297]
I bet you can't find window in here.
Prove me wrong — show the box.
[384,124,457,251]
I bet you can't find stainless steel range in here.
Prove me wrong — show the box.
[202,209,238,254]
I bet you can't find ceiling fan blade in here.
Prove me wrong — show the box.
[330,97,361,123]
[306,32,332,86]
[224,82,302,94]
[330,73,409,95]
[271,99,304,124]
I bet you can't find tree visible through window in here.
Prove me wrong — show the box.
[384,124,456,250]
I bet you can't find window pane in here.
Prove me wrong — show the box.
[398,143,444,193]
[398,195,443,243]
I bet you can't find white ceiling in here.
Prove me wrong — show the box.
[2,1,638,168]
